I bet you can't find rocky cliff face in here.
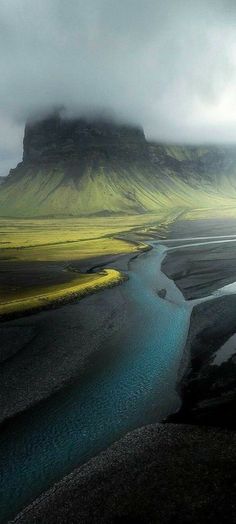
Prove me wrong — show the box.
[22,115,149,169]
[11,113,236,181]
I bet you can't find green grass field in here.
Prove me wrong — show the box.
[2,206,236,318]
[0,213,171,318]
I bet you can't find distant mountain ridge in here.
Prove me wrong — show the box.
[0,113,236,216]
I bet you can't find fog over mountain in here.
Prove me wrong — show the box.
[1,0,236,175]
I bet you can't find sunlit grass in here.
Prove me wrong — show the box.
[181,206,236,221]
[0,214,166,250]
[2,204,233,318]
[0,213,170,318]
[0,268,123,318]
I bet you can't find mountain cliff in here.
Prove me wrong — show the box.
[0,114,236,216]
[22,115,149,168]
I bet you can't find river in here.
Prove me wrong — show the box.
[0,242,193,522]
[5,233,236,522]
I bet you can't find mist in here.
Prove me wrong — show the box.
[1,0,236,175]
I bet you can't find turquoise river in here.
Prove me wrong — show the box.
[0,243,191,522]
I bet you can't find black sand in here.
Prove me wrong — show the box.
[5,217,236,522]
[162,242,236,299]
[11,423,236,524]
[0,250,136,424]
[170,295,236,428]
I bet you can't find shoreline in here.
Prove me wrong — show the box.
[3,216,235,520]
[0,238,150,322]
[0,241,153,425]
[11,422,236,524]
[168,293,236,428]
[159,218,236,428]
[0,241,191,522]
[0,268,126,322]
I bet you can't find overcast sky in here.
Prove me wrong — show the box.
[1,0,236,175]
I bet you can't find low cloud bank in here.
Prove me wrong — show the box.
[1,0,236,174]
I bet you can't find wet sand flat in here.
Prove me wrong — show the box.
[162,218,236,299]
[163,218,236,428]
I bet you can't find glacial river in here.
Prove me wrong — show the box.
[0,243,192,522]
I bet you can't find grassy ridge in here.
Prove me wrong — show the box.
[0,268,124,318]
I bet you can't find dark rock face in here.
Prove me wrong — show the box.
[22,114,149,168]
[9,112,236,184]
[12,423,236,524]
[19,113,236,179]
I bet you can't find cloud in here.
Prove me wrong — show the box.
[0,115,23,176]
[0,0,236,173]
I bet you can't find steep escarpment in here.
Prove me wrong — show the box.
[22,115,149,168]
[0,113,236,216]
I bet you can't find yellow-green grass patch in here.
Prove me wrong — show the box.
[0,268,124,318]
[180,206,236,222]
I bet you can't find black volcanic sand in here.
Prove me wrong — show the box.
[5,217,236,523]
[11,423,236,524]
[0,252,134,424]
[0,252,124,301]
[170,295,236,428]
[162,218,236,299]
[162,242,236,299]
[0,260,73,298]
[162,218,236,427]
[168,216,236,239]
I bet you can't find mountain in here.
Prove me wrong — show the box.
[0,113,236,217]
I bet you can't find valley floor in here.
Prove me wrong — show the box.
[2,207,236,319]
[160,216,236,429]
[162,216,236,299]
[2,208,236,522]
[0,213,167,319]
